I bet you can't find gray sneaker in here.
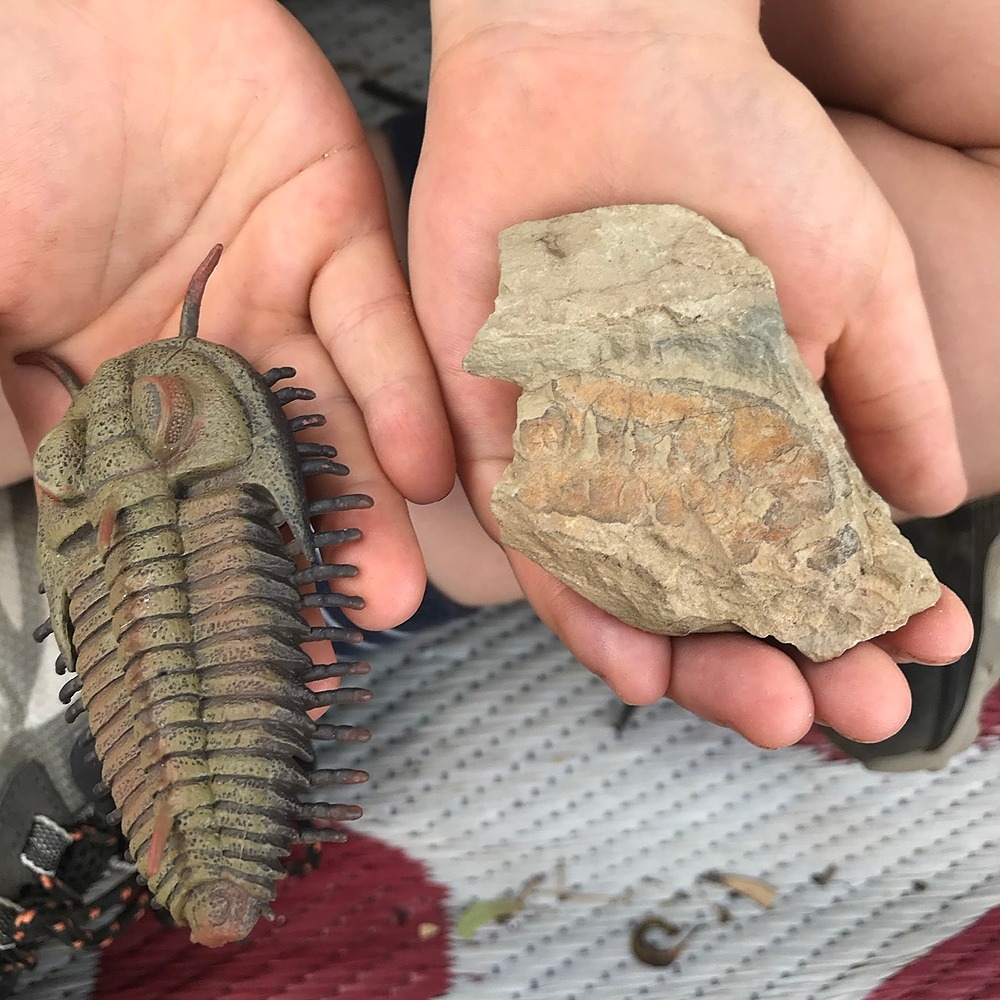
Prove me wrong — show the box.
[0,482,145,998]
[828,496,1000,771]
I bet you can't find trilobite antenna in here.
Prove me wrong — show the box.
[179,244,224,340]
[13,351,84,399]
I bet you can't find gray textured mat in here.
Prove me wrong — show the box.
[317,603,1000,1000]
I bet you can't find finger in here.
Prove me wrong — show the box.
[795,644,912,743]
[507,550,673,706]
[664,634,816,749]
[223,133,456,506]
[310,225,457,505]
[869,584,973,665]
[188,193,438,629]
[826,222,967,517]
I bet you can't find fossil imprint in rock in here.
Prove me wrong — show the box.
[464,205,940,662]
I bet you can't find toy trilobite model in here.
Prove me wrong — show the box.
[23,246,372,947]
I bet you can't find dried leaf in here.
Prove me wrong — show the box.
[699,870,776,909]
[811,864,838,886]
[519,873,546,900]
[630,917,699,967]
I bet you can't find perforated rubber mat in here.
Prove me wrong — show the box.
[97,604,1000,1000]
[313,606,1000,1000]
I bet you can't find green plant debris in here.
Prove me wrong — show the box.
[456,896,526,939]
[456,872,546,939]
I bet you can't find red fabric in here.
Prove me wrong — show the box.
[866,904,1000,1000]
[979,686,1000,742]
[94,833,452,1000]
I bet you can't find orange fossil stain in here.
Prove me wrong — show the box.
[512,373,833,564]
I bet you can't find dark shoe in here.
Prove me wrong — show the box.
[828,496,1000,771]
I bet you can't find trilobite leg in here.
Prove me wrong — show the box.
[151,907,176,929]
[32,618,53,643]
[261,365,296,387]
[273,386,316,406]
[293,564,358,586]
[311,527,362,548]
[309,768,369,787]
[300,457,351,478]
[301,592,365,611]
[307,687,372,710]
[305,624,365,645]
[288,412,326,433]
[294,802,362,825]
[65,699,87,724]
[291,827,348,845]
[308,494,374,517]
[296,442,338,460]
[301,660,371,683]
[284,528,361,559]
[284,842,322,877]
[58,675,84,704]
[313,723,372,743]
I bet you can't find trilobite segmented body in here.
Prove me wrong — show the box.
[25,247,372,947]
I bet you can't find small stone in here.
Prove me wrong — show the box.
[464,205,940,662]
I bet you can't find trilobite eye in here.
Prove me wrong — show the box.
[132,376,196,458]
[34,419,87,501]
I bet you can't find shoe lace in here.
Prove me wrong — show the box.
[0,815,149,988]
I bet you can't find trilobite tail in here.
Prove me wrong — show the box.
[184,878,264,948]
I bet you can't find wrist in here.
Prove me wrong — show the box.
[430,0,762,53]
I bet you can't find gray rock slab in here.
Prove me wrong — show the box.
[464,204,940,661]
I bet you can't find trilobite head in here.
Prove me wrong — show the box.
[32,350,255,497]
[23,244,316,550]
[184,878,265,948]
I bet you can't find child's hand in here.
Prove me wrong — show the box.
[0,0,454,630]
[410,0,972,747]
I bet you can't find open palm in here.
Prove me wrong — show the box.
[410,10,972,747]
[0,0,454,629]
